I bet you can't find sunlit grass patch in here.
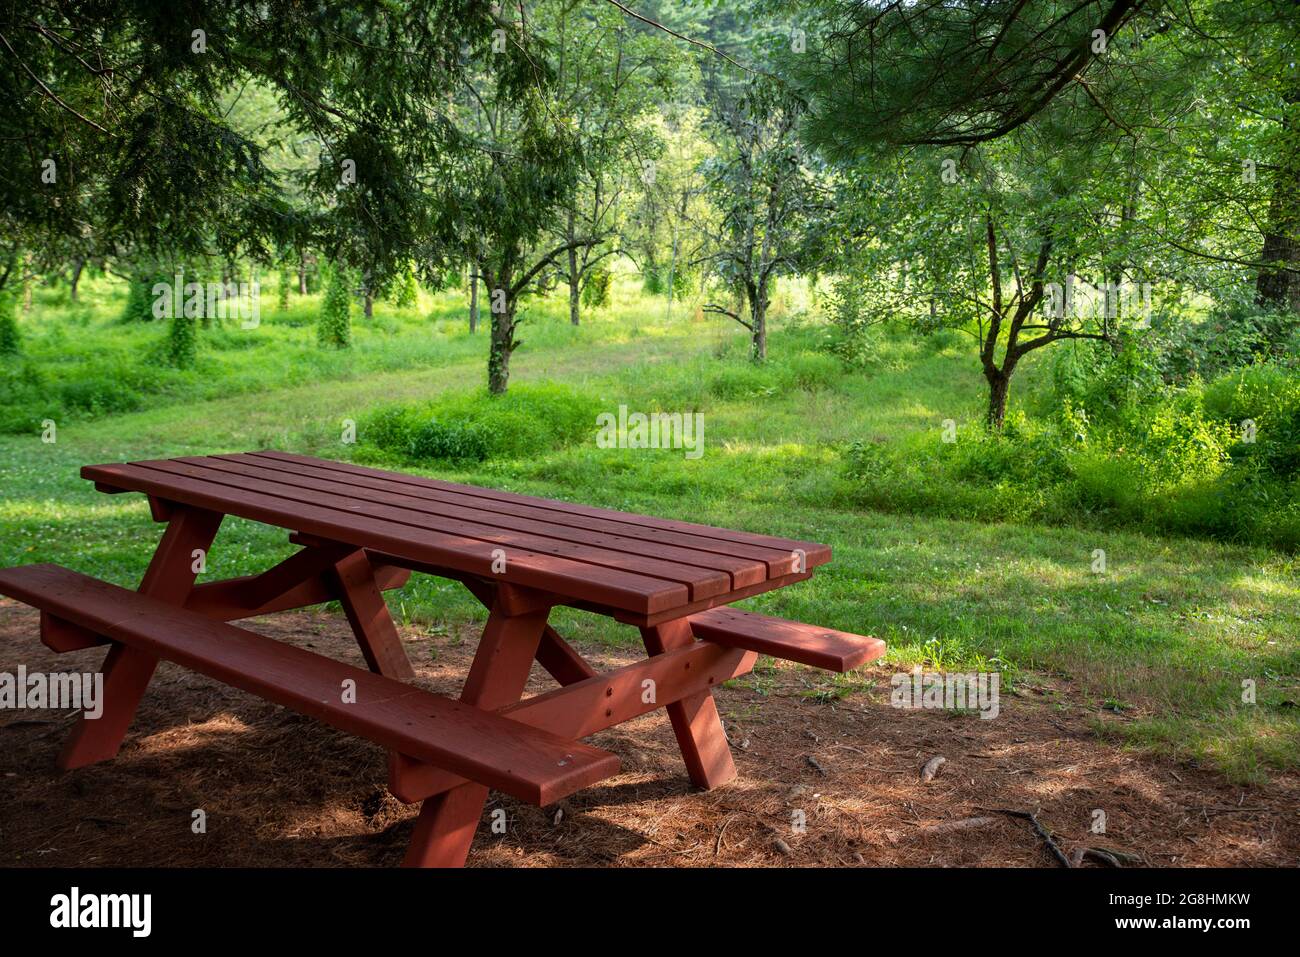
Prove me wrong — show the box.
[1105,711,1300,786]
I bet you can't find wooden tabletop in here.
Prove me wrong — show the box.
[83,452,831,622]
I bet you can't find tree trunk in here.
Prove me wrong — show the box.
[69,258,83,302]
[568,247,580,326]
[985,370,1012,429]
[748,278,768,362]
[469,266,479,333]
[298,253,308,295]
[362,271,374,318]
[667,230,678,318]
[1255,88,1299,312]
[488,307,514,395]
[487,268,514,395]
[22,253,32,311]
[1255,229,1298,309]
[567,208,580,326]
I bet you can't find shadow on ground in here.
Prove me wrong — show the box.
[1,602,1296,867]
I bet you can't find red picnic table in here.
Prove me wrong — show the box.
[0,451,884,866]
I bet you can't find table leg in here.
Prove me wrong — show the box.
[459,576,595,686]
[402,590,550,867]
[402,779,492,868]
[640,618,737,790]
[58,505,223,770]
[330,549,414,681]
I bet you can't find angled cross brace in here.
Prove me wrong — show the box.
[49,522,414,771]
[41,548,412,645]
[458,575,597,685]
[247,536,595,693]
[185,547,410,622]
[183,535,416,681]
[329,549,415,681]
[386,572,595,801]
[641,617,738,789]
[387,639,756,803]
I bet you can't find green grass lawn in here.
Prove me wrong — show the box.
[2,275,1297,784]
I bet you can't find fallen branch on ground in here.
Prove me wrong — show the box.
[976,807,1072,867]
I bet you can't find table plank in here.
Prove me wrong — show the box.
[233,452,803,576]
[83,451,835,621]
[82,461,689,615]
[182,454,768,589]
[256,451,832,566]
[133,458,728,601]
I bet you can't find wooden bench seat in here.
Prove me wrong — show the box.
[0,564,620,806]
[688,606,885,672]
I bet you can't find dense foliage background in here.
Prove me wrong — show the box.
[1,0,1298,779]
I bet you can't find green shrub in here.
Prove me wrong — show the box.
[0,404,46,434]
[409,419,491,461]
[950,413,1072,486]
[673,266,696,300]
[841,430,1055,525]
[119,275,160,323]
[822,276,882,368]
[1050,337,1163,424]
[582,265,612,309]
[0,356,43,393]
[0,361,44,430]
[1069,448,1148,517]
[392,263,419,309]
[641,264,692,299]
[431,383,602,459]
[1155,302,1299,382]
[60,376,145,415]
[1202,363,1300,478]
[166,313,198,367]
[920,327,964,353]
[0,292,19,355]
[785,351,841,391]
[838,377,1298,549]
[1132,394,1233,490]
[708,362,784,399]
[360,383,604,464]
[318,264,353,348]
[362,404,423,451]
[641,265,664,296]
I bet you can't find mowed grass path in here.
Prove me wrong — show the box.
[1,291,1296,784]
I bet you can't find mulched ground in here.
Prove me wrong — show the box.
[2,599,1296,867]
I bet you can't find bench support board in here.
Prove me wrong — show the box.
[402,588,551,867]
[59,504,224,770]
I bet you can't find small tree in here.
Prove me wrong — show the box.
[392,263,419,309]
[700,81,827,361]
[278,268,292,310]
[444,74,589,393]
[0,292,20,356]
[582,265,612,309]
[166,312,197,367]
[838,137,1148,428]
[119,274,156,322]
[544,2,675,327]
[318,264,353,348]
